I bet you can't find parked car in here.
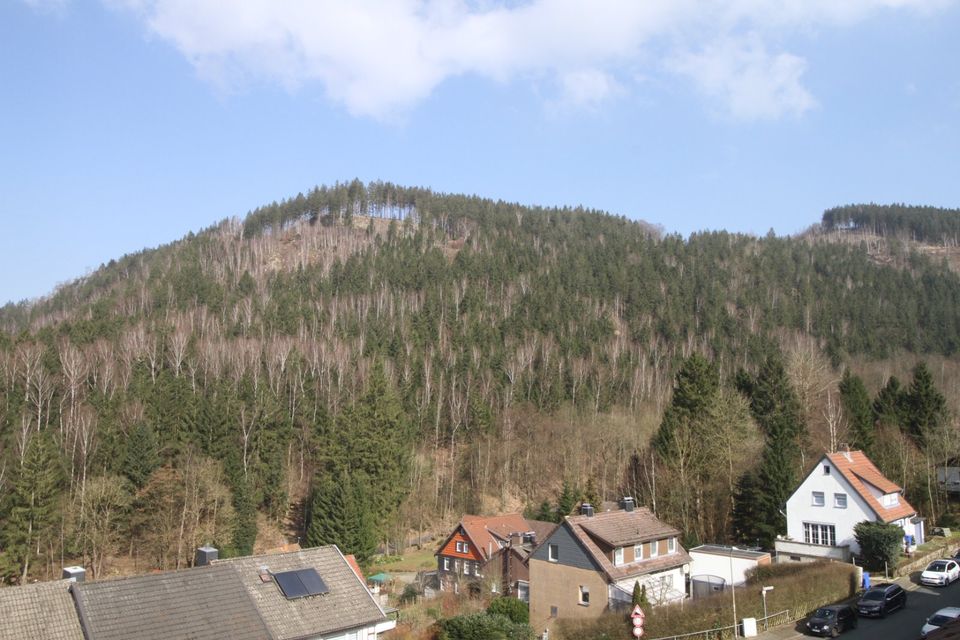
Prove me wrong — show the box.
[921,560,960,586]
[805,604,858,637]
[922,607,960,637]
[856,582,907,617]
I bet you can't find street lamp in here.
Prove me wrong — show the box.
[761,586,774,630]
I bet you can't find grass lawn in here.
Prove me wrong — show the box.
[374,546,438,572]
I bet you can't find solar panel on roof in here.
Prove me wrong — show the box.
[273,568,329,599]
[298,568,329,595]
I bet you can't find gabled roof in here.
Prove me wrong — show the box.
[823,451,916,523]
[215,545,388,640]
[438,513,550,562]
[565,508,690,582]
[0,579,85,640]
[72,564,272,640]
[576,507,680,547]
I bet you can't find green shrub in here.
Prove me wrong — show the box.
[854,521,903,571]
[437,612,534,640]
[487,596,529,624]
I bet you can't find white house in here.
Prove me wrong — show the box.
[775,450,923,562]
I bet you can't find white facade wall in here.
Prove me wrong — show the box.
[785,459,876,555]
[688,552,761,586]
[614,566,686,605]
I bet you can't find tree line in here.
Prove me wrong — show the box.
[1,182,959,582]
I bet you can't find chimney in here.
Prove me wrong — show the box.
[580,503,595,517]
[62,566,86,583]
[194,546,219,567]
[622,497,635,512]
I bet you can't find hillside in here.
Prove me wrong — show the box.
[1,182,959,583]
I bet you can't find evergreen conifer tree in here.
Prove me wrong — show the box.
[2,433,62,581]
[904,362,947,445]
[839,370,874,455]
[125,423,160,489]
[733,353,805,547]
[873,376,907,428]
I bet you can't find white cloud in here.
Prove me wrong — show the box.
[103,0,951,121]
[668,35,816,120]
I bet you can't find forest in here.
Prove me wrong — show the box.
[822,203,960,245]
[1,180,959,583]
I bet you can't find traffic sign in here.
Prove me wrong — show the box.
[633,617,644,627]
[631,605,645,620]
[632,627,644,638]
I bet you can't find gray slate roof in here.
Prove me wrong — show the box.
[0,580,85,640]
[72,564,273,640]
[216,546,387,640]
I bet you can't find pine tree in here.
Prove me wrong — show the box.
[554,481,579,522]
[305,472,378,565]
[2,433,62,582]
[839,370,874,455]
[873,376,906,428]
[230,480,257,557]
[125,423,160,489]
[733,353,805,547]
[904,362,947,445]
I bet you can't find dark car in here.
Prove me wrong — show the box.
[856,582,907,617]
[805,604,858,637]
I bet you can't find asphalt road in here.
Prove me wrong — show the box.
[774,573,960,640]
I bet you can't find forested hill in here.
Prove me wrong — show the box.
[1,181,960,583]
[822,203,960,245]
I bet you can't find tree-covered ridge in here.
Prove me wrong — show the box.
[822,203,960,245]
[2,181,960,583]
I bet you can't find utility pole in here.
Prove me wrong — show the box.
[730,547,738,638]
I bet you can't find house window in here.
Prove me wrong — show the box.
[550,606,559,618]
[517,581,529,603]
[614,547,624,566]
[650,540,660,558]
[548,544,559,562]
[443,557,450,571]
[803,523,836,546]
[824,465,830,475]
[634,544,643,560]
[667,537,677,554]
[456,541,468,553]
[812,491,825,507]
[883,493,900,506]
[578,585,590,606]
[464,561,471,576]
[834,493,847,509]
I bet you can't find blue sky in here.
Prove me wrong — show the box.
[1,0,959,305]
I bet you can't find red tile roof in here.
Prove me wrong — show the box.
[344,554,364,583]
[825,451,917,523]
[438,513,548,562]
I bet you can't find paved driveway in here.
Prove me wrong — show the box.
[760,573,960,640]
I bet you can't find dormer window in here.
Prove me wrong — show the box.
[883,493,900,507]
[667,537,677,554]
[614,547,624,566]
[650,540,659,558]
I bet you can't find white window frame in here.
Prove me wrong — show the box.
[834,493,847,509]
[812,491,825,506]
[650,540,659,558]
[614,547,624,566]
[803,522,836,546]
[634,543,643,560]
[548,544,559,562]
[578,585,590,606]
[443,557,450,571]
[667,537,676,554]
